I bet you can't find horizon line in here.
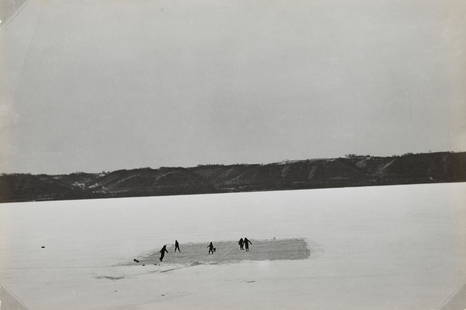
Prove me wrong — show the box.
[1,149,464,176]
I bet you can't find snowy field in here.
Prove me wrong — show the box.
[0,183,465,309]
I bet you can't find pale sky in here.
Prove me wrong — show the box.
[1,0,465,174]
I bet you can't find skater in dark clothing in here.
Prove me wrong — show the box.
[208,242,215,254]
[244,238,252,251]
[174,240,181,253]
[159,245,168,262]
[238,238,244,250]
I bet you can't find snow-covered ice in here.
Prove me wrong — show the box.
[0,183,465,309]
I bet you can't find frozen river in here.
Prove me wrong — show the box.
[0,183,465,309]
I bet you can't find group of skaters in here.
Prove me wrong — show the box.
[158,237,253,262]
[158,240,181,262]
[238,237,252,251]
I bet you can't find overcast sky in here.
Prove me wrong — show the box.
[1,0,465,174]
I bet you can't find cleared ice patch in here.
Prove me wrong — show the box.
[125,238,311,267]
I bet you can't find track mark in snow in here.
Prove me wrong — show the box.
[95,275,125,280]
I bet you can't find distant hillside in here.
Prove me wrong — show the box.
[1,151,465,203]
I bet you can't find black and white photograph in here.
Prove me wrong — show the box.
[0,0,465,309]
